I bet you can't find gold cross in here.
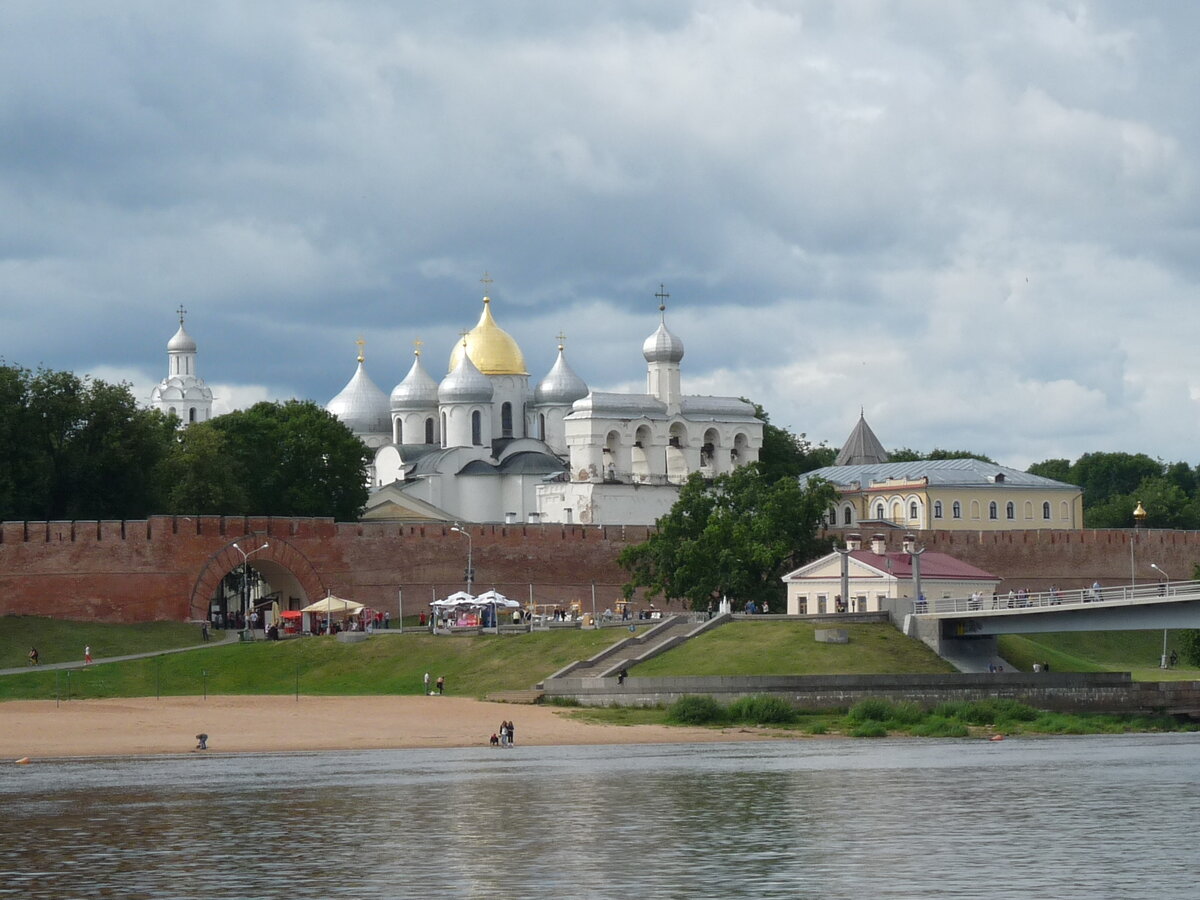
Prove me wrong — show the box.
[480,272,494,295]
[355,336,365,363]
[556,331,567,350]
[413,337,424,357]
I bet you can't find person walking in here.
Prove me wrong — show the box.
[28,647,39,666]
[424,672,431,695]
[436,675,445,695]
[201,622,210,642]
[84,645,92,666]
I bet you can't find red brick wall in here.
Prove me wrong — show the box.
[1,518,1195,623]
[0,517,653,622]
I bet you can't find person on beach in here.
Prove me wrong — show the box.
[424,672,431,695]
[436,675,445,695]
[507,721,515,746]
[499,721,509,746]
[490,732,500,747]
[28,647,39,666]
[84,646,92,666]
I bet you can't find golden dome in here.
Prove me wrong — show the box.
[448,297,528,375]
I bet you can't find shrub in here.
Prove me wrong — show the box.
[931,701,972,720]
[884,701,926,726]
[847,699,893,722]
[807,722,828,735]
[727,695,798,725]
[849,721,888,737]
[667,694,725,725]
[910,716,969,738]
[547,696,581,707]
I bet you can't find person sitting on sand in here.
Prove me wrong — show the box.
[490,732,500,747]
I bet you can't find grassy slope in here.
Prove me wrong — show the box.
[998,630,1200,682]
[0,626,631,701]
[633,621,958,676]
[0,616,209,669]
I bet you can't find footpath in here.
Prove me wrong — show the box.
[0,629,240,677]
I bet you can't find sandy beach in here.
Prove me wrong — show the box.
[0,695,767,760]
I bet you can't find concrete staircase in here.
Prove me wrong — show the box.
[537,613,731,686]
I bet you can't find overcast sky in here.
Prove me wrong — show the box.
[3,1,1198,469]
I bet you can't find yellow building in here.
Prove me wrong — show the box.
[801,415,1084,531]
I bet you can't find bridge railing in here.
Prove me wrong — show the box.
[913,580,1190,616]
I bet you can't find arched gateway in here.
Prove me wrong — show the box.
[189,535,326,621]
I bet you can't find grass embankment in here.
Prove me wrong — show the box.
[0,617,208,669]
[0,619,632,701]
[998,631,1200,682]
[563,695,1197,736]
[632,621,958,676]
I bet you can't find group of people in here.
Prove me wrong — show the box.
[490,720,516,747]
[423,672,446,695]
[26,645,92,666]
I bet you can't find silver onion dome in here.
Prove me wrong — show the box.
[167,323,197,352]
[535,346,588,405]
[438,349,494,403]
[391,352,439,411]
[327,361,391,435]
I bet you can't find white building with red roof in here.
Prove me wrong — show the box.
[781,533,1000,616]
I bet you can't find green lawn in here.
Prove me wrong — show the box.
[1,616,210,669]
[632,621,958,676]
[998,630,1200,682]
[0,623,637,701]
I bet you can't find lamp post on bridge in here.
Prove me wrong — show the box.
[1152,562,1170,669]
[232,541,269,641]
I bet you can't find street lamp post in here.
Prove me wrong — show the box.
[1151,562,1171,669]
[450,523,474,595]
[232,541,269,641]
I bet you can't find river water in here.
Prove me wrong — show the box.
[1,734,1196,899]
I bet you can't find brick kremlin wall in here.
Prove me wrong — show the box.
[2,517,1199,623]
[0,517,651,623]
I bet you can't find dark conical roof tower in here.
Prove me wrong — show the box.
[834,411,889,466]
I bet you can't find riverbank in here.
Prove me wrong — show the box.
[0,695,762,760]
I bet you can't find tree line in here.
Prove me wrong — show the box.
[0,363,370,523]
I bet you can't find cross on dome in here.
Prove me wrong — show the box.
[177,304,187,325]
[413,338,424,357]
[356,337,365,363]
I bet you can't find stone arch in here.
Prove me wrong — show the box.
[188,534,326,620]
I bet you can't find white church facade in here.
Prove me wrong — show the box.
[150,306,213,426]
[325,287,763,526]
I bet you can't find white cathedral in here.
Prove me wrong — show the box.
[149,288,763,526]
[325,286,763,526]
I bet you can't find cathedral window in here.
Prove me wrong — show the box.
[501,402,513,438]
[396,420,403,444]
[539,413,546,440]
[440,412,447,448]
[189,408,197,423]
[472,410,482,446]
[425,418,434,444]
[843,506,852,525]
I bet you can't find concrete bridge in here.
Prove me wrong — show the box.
[904,581,1200,670]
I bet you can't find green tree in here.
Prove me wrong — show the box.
[0,363,176,520]
[1027,458,1074,483]
[1071,452,1163,507]
[159,424,248,515]
[618,463,837,611]
[206,400,371,519]
[749,402,835,481]
[889,448,996,463]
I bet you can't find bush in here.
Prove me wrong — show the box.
[849,721,888,737]
[910,716,969,738]
[931,701,973,720]
[667,695,726,725]
[884,701,926,726]
[806,722,828,735]
[726,695,798,725]
[847,699,893,722]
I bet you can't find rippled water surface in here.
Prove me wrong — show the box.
[1,734,1197,899]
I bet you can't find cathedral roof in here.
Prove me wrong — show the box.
[327,360,391,435]
[448,296,527,376]
[391,351,439,411]
[534,345,588,405]
[834,412,890,466]
[439,347,494,403]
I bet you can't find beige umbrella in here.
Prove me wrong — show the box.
[301,595,365,615]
